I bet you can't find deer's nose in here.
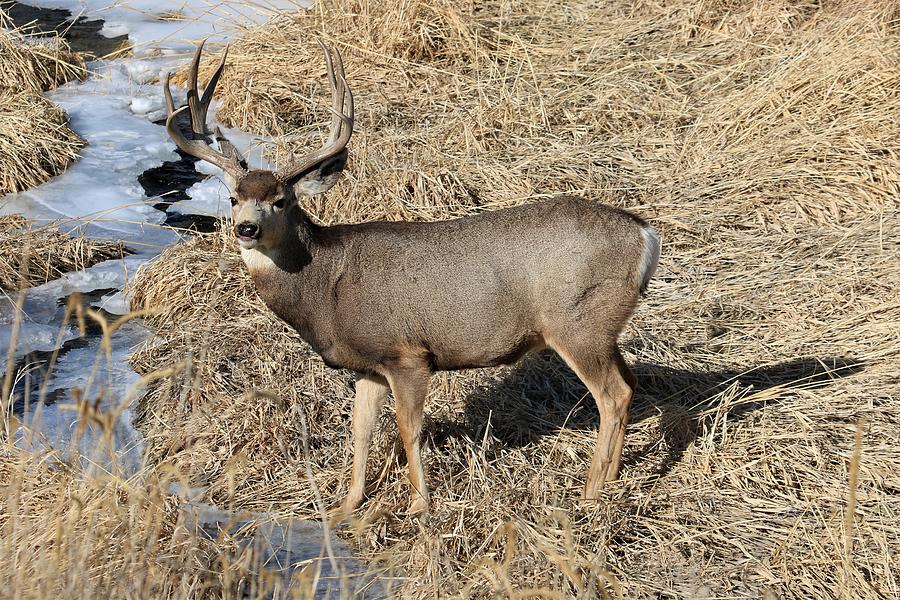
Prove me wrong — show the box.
[235,222,260,239]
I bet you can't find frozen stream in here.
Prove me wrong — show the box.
[1,0,278,469]
[1,1,381,595]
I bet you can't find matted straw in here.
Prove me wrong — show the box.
[0,10,86,194]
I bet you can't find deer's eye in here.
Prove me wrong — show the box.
[273,198,286,209]
[229,197,237,207]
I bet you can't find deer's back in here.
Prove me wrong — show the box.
[316,196,648,372]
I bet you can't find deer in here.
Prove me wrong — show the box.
[162,41,660,517]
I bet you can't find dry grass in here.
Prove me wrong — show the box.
[0,442,212,598]
[0,429,315,598]
[0,214,129,292]
[0,10,86,194]
[128,0,900,597]
[1,305,367,599]
[0,15,86,92]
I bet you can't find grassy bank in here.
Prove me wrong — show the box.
[0,430,311,598]
[129,0,899,596]
[0,9,85,195]
[0,214,128,291]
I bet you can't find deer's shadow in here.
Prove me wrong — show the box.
[431,351,862,478]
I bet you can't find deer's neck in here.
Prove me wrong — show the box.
[240,208,316,276]
[239,208,341,355]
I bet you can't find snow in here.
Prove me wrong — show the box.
[129,95,157,114]
[173,176,229,216]
[1,61,181,249]
[0,256,145,364]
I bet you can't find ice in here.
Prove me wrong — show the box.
[129,95,158,115]
[174,176,230,217]
[94,290,130,315]
[24,0,311,55]
[24,256,149,313]
[0,322,78,362]
[1,0,294,460]
[100,22,128,37]
[1,0,295,414]
[1,62,183,249]
[0,256,147,363]
[15,320,150,475]
[124,59,165,84]
[0,0,367,576]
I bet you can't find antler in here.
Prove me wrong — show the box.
[274,43,354,183]
[164,40,248,183]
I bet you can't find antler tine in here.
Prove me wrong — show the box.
[275,44,354,183]
[162,41,248,182]
[201,45,229,114]
[331,48,352,144]
[166,106,247,181]
[167,39,229,138]
[186,40,207,136]
[163,72,176,116]
[318,41,344,144]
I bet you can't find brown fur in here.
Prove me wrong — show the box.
[232,187,659,514]
[235,170,282,202]
[169,36,658,514]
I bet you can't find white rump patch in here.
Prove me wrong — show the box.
[639,225,661,293]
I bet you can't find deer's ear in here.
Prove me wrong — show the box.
[291,149,349,196]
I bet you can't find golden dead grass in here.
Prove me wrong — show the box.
[0,11,86,195]
[1,304,365,599]
[132,0,900,597]
[0,434,283,598]
[0,214,128,292]
[0,443,202,598]
[0,17,86,92]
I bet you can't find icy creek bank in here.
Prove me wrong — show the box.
[1,1,380,595]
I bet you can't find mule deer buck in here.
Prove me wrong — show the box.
[163,41,660,516]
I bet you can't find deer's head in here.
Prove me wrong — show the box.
[163,41,353,251]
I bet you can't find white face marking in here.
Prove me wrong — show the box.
[238,237,259,250]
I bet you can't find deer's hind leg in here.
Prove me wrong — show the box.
[551,342,636,499]
[383,363,431,515]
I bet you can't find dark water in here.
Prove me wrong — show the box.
[1,0,129,56]
[9,287,118,410]
[139,111,221,233]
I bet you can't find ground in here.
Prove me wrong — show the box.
[2,0,898,597]
[129,1,900,597]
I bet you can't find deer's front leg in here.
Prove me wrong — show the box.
[385,365,431,515]
[342,374,389,514]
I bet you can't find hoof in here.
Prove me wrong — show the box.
[327,501,357,524]
[407,497,430,517]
